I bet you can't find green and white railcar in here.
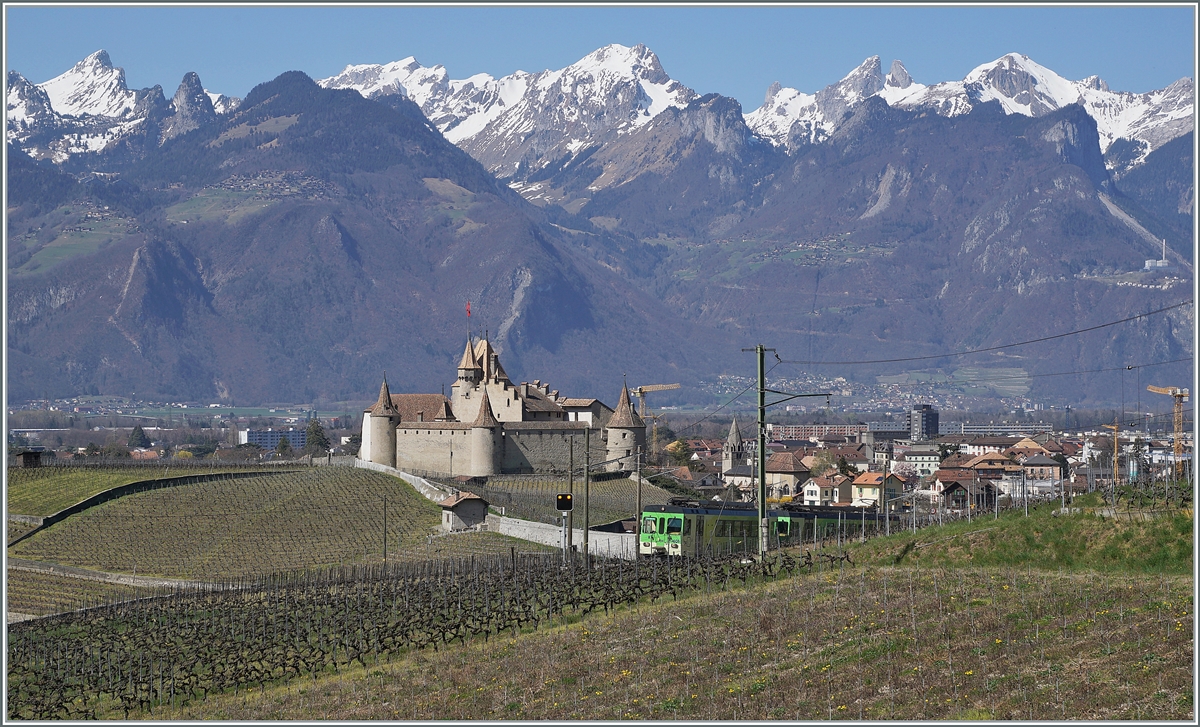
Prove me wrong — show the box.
[639,503,797,557]
[639,501,897,557]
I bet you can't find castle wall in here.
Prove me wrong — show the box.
[394,424,476,476]
[500,424,591,475]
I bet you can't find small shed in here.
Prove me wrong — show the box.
[15,449,44,468]
[438,491,489,532]
[942,481,999,510]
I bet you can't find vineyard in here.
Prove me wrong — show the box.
[8,469,546,580]
[7,464,268,518]
[6,570,163,618]
[6,551,809,719]
[464,477,672,527]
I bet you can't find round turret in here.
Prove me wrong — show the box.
[469,388,500,477]
[605,383,645,472]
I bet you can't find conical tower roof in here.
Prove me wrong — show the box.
[369,376,399,416]
[608,383,645,429]
[471,387,499,428]
[458,337,480,370]
[727,416,743,448]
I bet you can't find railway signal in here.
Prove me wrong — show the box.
[555,492,573,511]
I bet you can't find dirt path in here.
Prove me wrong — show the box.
[7,558,216,590]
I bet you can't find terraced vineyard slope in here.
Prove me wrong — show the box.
[466,477,672,527]
[9,468,547,580]
[7,464,266,518]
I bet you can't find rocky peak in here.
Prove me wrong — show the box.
[160,72,217,143]
[764,81,783,104]
[886,60,913,89]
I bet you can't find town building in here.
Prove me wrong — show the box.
[239,428,306,450]
[909,404,939,441]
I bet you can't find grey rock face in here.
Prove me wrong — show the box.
[887,60,913,89]
[160,72,218,143]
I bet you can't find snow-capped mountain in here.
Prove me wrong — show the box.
[6,50,240,162]
[747,53,1193,174]
[746,57,922,150]
[319,43,697,179]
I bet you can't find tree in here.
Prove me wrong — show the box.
[837,456,855,477]
[128,425,151,448]
[84,442,101,457]
[666,438,692,468]
[100,442,130,459]
[276,436,293,457]
[346,434,361,456]
[304,419,332,455]
[892,462,919,481]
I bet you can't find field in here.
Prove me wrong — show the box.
[849,496,1193,574]
[6,570,162,618]
[7,464,268,518]
[9,469,549,580]
[25,556,1188,721]
[468,477,673,527]
[6,474,1191,720]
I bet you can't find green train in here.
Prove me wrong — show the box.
[639,501,896,557]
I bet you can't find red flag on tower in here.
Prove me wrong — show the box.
[466,300,471,318]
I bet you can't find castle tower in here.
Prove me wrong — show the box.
[457,336,481,385]
[469,387,500,477]
[451,336,483,423]
[723,415,745,473]
[364,376,401,468]
[605,383,646,472]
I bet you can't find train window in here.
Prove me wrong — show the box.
[683,518,692,535]
[641,517,656,534]
[666,517,683,534]
[776,521,790,536]
[697,517,704,536]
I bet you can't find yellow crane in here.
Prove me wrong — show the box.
[1147,384,1189,470]
[631,383,681,462]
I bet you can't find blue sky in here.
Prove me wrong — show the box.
[5,5,1195,109]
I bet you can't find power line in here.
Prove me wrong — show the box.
[672,362,781,438]
[875,357,1195,388]
[778,300,1192,366]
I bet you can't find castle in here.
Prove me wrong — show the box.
[359,336,645,477]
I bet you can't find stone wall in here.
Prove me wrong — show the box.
[393,425,475,476]
[484,514,636,560]
[501,426,590,474]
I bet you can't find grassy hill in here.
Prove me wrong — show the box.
[47,501,1190,721]
[9,468,550,580]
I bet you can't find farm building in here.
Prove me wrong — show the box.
[438,491,489,531]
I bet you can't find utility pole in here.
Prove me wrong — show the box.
[635,445,642,525]
[383,495,387,563]
[740,344,775,558]
[584,427,591,567]
[758,345,768,557]
[567,435,574,554]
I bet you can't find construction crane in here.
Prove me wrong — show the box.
[1147,384,1189,472]
[631,383,681,417]
[631,383,681,462]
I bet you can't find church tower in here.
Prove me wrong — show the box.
[605,383,646,472]
[722,415,745,473]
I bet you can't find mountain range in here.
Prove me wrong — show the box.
[5,46,1194,408]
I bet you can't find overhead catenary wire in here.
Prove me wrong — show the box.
[777,300,1192,366]
[868,356,1195,388]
